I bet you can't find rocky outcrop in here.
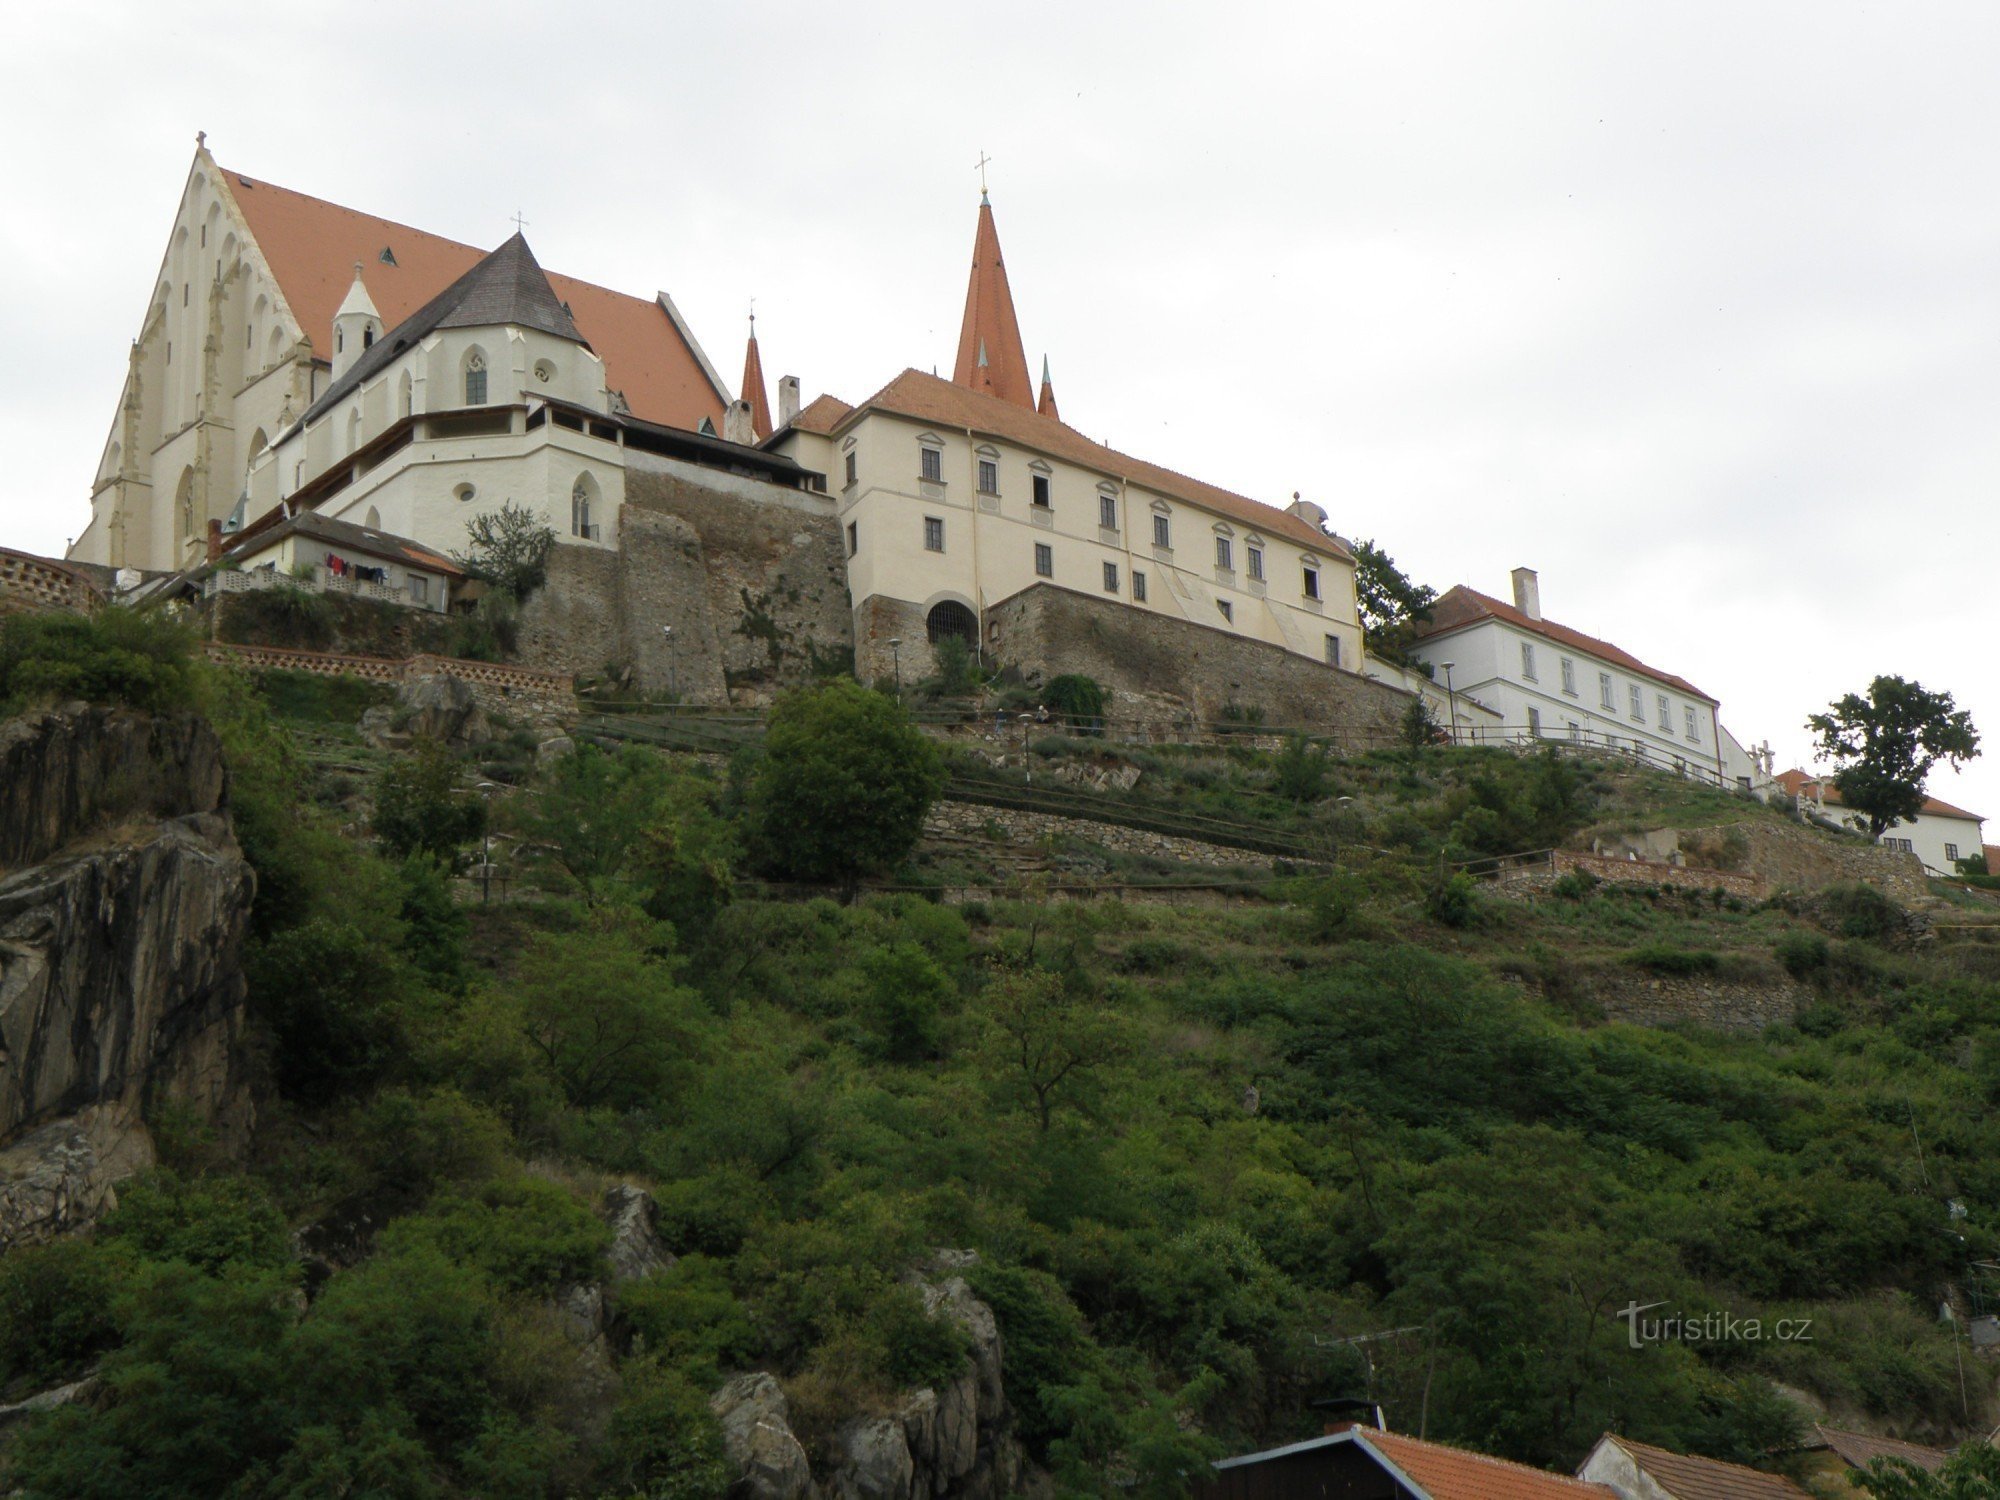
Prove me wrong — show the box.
[0,706,255,1247]
[712,1373,816,1500]
[711,1252,1038,1500]
[359,673,494,751]
[604,1183,674,1283]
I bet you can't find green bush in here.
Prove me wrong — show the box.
[0,1240,121,1395]
[1624,944,1722,976]
[1550,870,1600,900]
[372,740,486,863]
[0,606,197,716]
[1817,883,1906,942]
[101,1170,293,1276]
[1775,932,1832,979]
[1428,871,1481,928]
[597,1358,732,1499]
[246,917,414,1106]
[1043,674,1107,735]
[1271,734,1330,802]
[613,1256,759,1384]
[376,1177,609,1294]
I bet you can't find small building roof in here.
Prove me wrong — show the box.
[1415,584,1714,703]
[1213,1427,1615,1500]
[1592,1435,1813,1500]
[302,234,582,425]
[1775,769,1983,825]
[221,162,727,430]
[782,393,854,436]
[1810,1424,1951,1474]
[229,511,463,578]
[815,368,1343,556]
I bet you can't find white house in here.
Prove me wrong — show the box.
[1777,768,1986,877]
[1409,568,1744,787]
[213,511,463,614]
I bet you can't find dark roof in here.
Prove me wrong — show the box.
[1811,1425,1950,1473]
[303,233,584,425]
[1417,585,1715,703]
[229,510,463,577]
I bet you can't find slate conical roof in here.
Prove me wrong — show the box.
[740,319,773,440]
[951,194,1034,408]
[304,232,585,422]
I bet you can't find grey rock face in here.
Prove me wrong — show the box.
[711,1373,815,1500]
[831,1417,914,1500]
[397,673,491,746]
[0,707,255,1247]
[603,1183,675,1283]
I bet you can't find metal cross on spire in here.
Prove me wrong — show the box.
[975,151,993,196]
[509,209,530,234]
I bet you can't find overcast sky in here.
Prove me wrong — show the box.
[3,2,1995,827]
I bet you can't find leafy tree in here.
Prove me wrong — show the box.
[983,965,1124,1132]
[516,915,708,1110]
[0,1240,121,1396]
[246,916,416,1105]
[372,740,486,863]
[597,1359,733,1499]
[514,742,676,904]
[453,501,556,601]
[745,680,947,893]
[1861,1443,2000,1499]
[1352,539,1437,667]
[1807,675,1980,837]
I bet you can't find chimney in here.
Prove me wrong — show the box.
[206,518,223,564]
[778,375,801,429]
[1511,566,1541,621]
[1286,494,1330,534]
[722,398,755,446]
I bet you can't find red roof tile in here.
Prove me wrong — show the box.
[1776,769,1984,824]
[1416,585,1714,703]
[1813,1425,1950,1473]
[785,393,853,436]
[740,326,773,440]
[1364,1430,1618,1500]
[1597,1436,1812,1500]
[828,369,1344,555]
[952,195,1035,408]
[220,166,726,432]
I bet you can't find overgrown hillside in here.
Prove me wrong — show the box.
[3,609,1998,1498]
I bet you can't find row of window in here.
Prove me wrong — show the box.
[895,510,1323,603]
[1518,640,1703,743]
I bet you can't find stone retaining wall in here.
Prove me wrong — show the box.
[1724,819,1931,903]
[0,548,104,618]
[204,641,577,720]
[983,583,1414,739]
[1587,971,1806,1033]
[1553,850,1767,901]
[926,800,1277,870]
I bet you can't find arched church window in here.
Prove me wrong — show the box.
[398,371,413,419]
[571,474,597,539]
[336,327,344,353]
[464,350,488,406]
[362,323,375,349]
[926,600,976,646]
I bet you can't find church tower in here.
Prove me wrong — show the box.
[951,191,1035,409]
[739,312,773,441]
[332,266,381,383]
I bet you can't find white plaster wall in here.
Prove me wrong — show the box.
[1411,620,1726,775]
[795,411,1364,670]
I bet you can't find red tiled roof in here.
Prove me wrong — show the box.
[1598,1436,1812,1500]
[952,195,1035,408]
[1364,1430,1617,1500]
[1776,769,1984,824]
[786,393,853,436]
[1416,584,1714,703]
[220,165,726,432]
[828,369,1345,556]
[1813,1425,1950,1473]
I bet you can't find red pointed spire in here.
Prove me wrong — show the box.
[952,194,1035,408]
[740,313,772,440]
[1036,355,1060,421]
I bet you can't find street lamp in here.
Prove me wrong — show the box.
[1018,712,1035,783]
[474,780,500,902]
[887,637,902,693]
[661,625,677,702]
[1439,662,1457,746]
